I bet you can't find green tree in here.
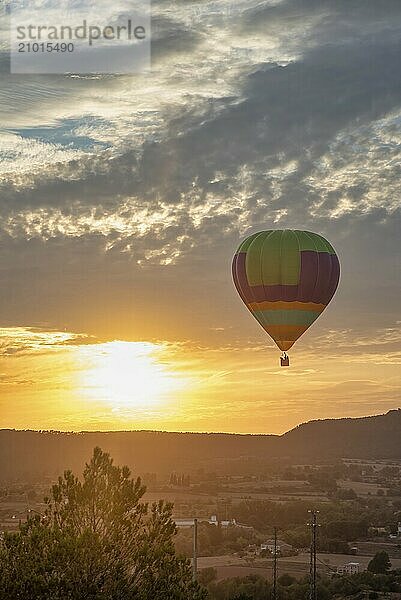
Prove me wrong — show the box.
[0,447,206,600]
[198,567,217,588]
[208,574,270,600]
[367,551,392,574]
[278,573,296,587]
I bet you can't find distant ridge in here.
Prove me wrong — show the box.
[280,408,401,459]
[0,409,400,480]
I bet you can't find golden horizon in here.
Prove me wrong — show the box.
[0,325,399,436]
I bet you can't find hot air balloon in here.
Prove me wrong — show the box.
[232,230,340,366]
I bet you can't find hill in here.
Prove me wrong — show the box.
[0,409,400,481]
[280,408,401,459]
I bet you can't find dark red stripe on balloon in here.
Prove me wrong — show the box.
[232,251,340,305]
[232,252,248,301]
[298,251,340,304]
[297,250,318,300]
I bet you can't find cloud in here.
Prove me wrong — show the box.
[0,327,92,357]
[1,31,400,258]
[0,0,399,397]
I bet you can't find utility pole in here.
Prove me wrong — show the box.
[193,518,198,582]
[272,526,278,600]
[308,510,319,600]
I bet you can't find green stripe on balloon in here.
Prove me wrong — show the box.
[295,231,335,253]
[237,232,261,252]
[243,230,337,287]
[251,309,321,326]
[245,230,300,286]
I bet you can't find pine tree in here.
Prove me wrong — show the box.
[0,447,206,600]
[367,551,391,574]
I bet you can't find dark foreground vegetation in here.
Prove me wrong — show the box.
[202,568,401,599]
[2,447,401,599]
[0,447,206,600]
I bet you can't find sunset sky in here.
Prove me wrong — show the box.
[0,0,400,434]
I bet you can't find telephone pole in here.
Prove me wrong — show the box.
[308,510,319,600]
[272,527,278,600]
[193,518,198,581]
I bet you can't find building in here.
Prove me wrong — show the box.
[209,515,238,528]
[389,523,401,539]
[337,562,360,575]
[174,515,238,529]
[369,526,388,536]
[174,518,198,528]
[260,540,292,555]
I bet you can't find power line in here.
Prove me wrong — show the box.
[308,510,319,600]
[193,518,198,582]
[272,527,278,600]
[316,556,337,573]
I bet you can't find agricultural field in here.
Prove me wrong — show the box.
[337,479,388,496]
[198,552,401,582]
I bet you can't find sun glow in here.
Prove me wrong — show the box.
[78,341,189,411]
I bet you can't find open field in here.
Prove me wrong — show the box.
[198,553,401,581]
[337,479,388,496]
[146,485,328,509]
[0,500,48,531]
[217,491,328,502]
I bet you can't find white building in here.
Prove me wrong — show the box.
[388,522,401,539]
[174,515,237,529]
[209,515,238,528]
[260,540,292,554]
[174,519,198,528]
[337,562,360,575]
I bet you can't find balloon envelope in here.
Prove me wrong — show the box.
[232,230,340,351]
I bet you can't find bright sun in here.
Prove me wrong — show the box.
[77,341,188,410]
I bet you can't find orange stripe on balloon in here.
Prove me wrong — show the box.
[278,341,297,351]
[247,300,326,312]
[263,324,309,336]
[263,325,310,351]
